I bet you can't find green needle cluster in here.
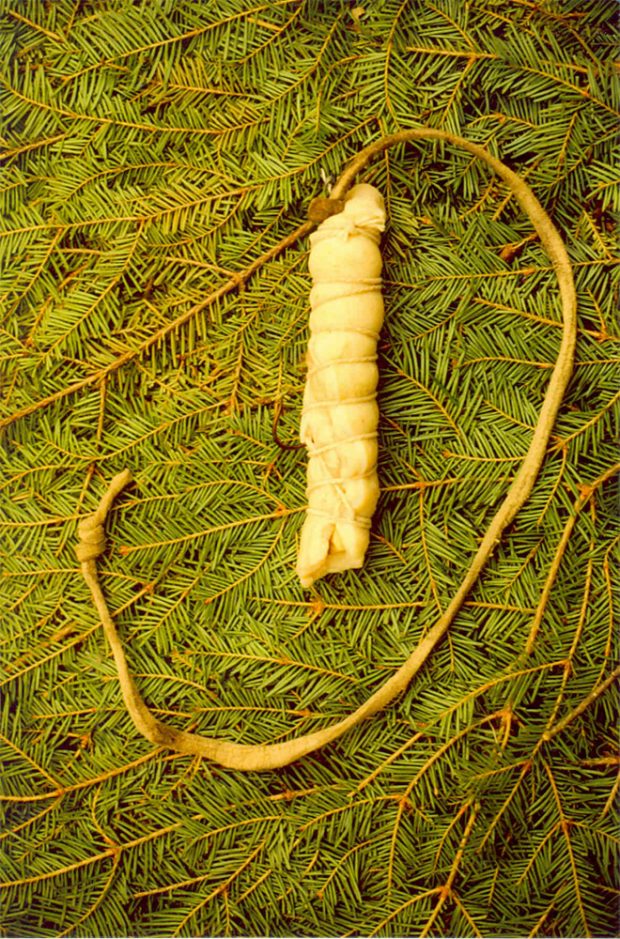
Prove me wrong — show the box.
[1,1,618,936]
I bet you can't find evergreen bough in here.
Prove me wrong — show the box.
[1,1,618,936]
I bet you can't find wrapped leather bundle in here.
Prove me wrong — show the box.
[296,183,386,587]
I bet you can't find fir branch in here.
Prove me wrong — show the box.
[1,0,618,935]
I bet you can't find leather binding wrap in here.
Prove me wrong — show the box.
[296,183,386,587]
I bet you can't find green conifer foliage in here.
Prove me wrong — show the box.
[0,1,618,936]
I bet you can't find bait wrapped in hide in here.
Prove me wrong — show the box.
[296,183,386,587]
[76,131,577,772]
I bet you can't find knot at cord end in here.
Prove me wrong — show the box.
[76,516,106,563]
[75,469,133,564]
